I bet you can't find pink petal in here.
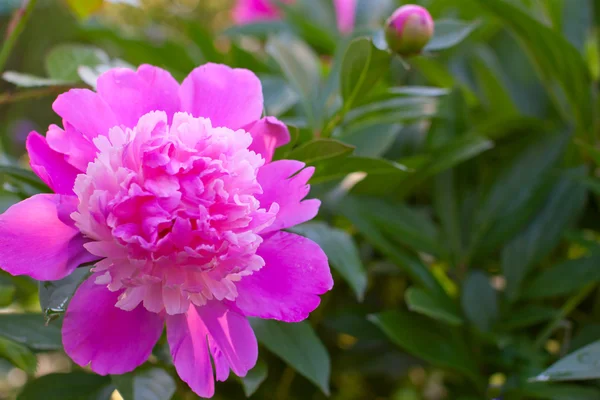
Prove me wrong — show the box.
[0,194,95,281]
[97,65,180,128]
[235,231,333,322]
[46,123,97,172]
[179,63,263,130]
[63,275,164,375]
[166,302,257,397]
[26,132,81,195]
[245,117,290,163]
[334,0,356,34]
[53,89,119,140]
[256,160,320,233]
[232,0,281,23]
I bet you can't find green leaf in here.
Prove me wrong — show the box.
[291,222,367,301]
[287,139,354,164]
[45,44,109,82]
[524,251,600,299]
[17,372,113,400]
[266,36,321,127]
[340,38,391,110]
[515,383,600,399]
[260,75,299,117]
[532,339,600,382]
[461,271,498,332]
[474,0,592,130]
[424,19,479,52]
[0,164,50,192]
[345,97,438,126]
[405,287,463,326]
[0,336,37,373]
[369,310,481,383]
[222,21,290,38]
[340,122,402,158]
[0,280,15,307]
[249,319,330,395]
[2,71,70,87]
[310,156,410,184]
[498,305,557,331]
[112,368,176,400]
[502,167,587,301]
[39,267,90,323]
[241,360,268,398]
[0,314,62,351]
[65,0,103,20]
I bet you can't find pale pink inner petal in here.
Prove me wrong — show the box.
[245,117,291,163]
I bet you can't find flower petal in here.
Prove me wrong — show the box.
[235,231,333,322]
[26,132,81,195]
[97,65,180,128]
[179,63,263,130]
[53,89,119,140]
[166,302,257,397]
[334,0,357,34]
[0,194,95,280]
[63,275,164,375]
[245,117,290,163]
[46,123,97,172]
[256,160,320,233]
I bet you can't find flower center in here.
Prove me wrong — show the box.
[72,111,277,315]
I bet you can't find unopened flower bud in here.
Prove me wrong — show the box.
[385,5,434,56]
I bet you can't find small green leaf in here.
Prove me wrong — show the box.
[222,20,290,39]
[45,44,109,82]
[0,281,15,307]
[287,139,354,164]
[0,314,62,351]
[405,287,463,326]
[532,339,600,382]
[498,305,556,331]
[0,336,37,373]
[65,0,104,20]
[39,267,90,323]
[310,156,410,184]
[340,38,391,110]
[112,368,176,400]
[2,71,70,87]
[249,319,330,395]
[461,271,498,332]
[17,372,113,400]
[291,222,367,301]
[241,360,268,398]
[424,19,479,52]
[260,76,299,117]
[0,164,50,192]
[340,122,402,158]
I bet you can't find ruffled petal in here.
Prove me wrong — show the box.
[26,132,81,195]
[46,123,97,172]
[179,63,263,130]
[166,302,257,398]
[62,275,164,375]
[235,231,333,322]
[0,194,95,280]
[97,65,180,128]
[256,160,320,233]
[245,117,290,163]
[52,89,119,140]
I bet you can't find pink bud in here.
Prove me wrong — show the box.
[385,5,434,56]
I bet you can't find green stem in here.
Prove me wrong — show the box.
[0,85,72,105]
[533,283,596,349]
[0,0,38,74]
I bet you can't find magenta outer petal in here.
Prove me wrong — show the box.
[97,65,181,127]
[256,160,320,233]
[179,63,263,130]
[53,89,119,140]
[245,117,290,163]
[235,231,333,322]
[232,0,281,23]
[334,0,357,34]
[46,123,97,172]
[0,194,95,281]
[26,132,81,195]
[63,275,164,375]
[167,302,257,398]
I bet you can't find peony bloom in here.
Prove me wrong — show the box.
[233,0,357,35]
[0,63,333,397]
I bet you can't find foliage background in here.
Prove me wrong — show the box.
[1,0,600,399]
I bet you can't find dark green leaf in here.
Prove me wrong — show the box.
[499,305,557,331]
[45,44,109,82]
[0,336,37,373]
[291,222,367,301]
[287,139,354,164]
[531,339,600,382]
[0,280,15,307]
[39,267,90,323]
[18,372,113,400]
[260,75,299,117]
[424,19,479,52]
[461,271,498,332]
[241,360,268,398]
[515,383,600,399]
[0,164,49,192]
[339,122,402,158]
[310,156,410,184]
[112,368,176,400]
[0,314,62,350]
[249,319,330,395]
[405,287,463,326]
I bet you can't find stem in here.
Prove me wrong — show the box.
[0,85,72,105]
[0,0,38,73]
[533,283,596,349]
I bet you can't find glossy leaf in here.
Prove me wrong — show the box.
[310,156,410,184]
[0,314,62,351]
[241,360,268,398]
[287,139,354,164]
[532,339,600,382]
[405,287,463,326]
[0,336,37,373]
[17,372,113,400]
[112,368,176,400]
[39,267,90,323]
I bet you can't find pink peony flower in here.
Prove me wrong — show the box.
[233,0,357,35]
[0,63,333,397]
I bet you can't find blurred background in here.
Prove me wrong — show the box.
[1,0,600,399]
